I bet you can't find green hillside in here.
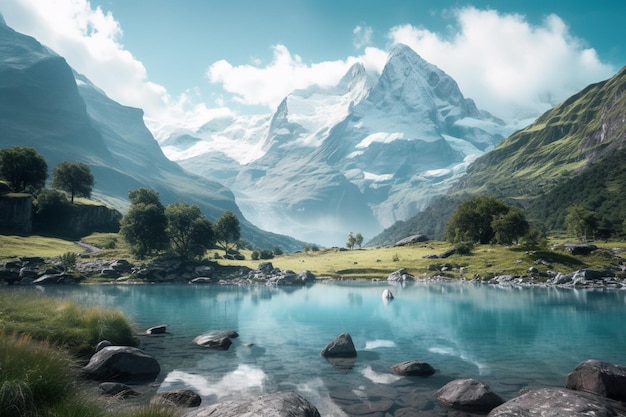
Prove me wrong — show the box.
[369,65,626,245]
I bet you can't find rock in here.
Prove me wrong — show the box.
[32,273,74,285]
[257,262,274,274]
[185,391,321,417]
[436,378,504,413]
[320,332,357,358]
[146,324,167,335]
[562,243,598,255]
[153,389,201,407]
[83,346,160,382]
[193,330,238,349]
[189,277,215,284]
[390,360,435,376]
[438,248,457,258]
[566,360,626,401]
[110,259,132,272]
[488,387,626,417]
[298,270,316,283]
[382,288,394,300]
[394,234,429,246]
[387,268,415,282]
[95,340,113,352]
[99,382,138,398]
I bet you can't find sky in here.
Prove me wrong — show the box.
[0,0,624,133]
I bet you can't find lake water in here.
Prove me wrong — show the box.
[35,281,626,416]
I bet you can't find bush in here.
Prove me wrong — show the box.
[454,241,474,255]
[251,251,260,260]
[259,249,274,260]
[60,251,78,269]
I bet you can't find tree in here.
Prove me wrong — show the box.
[355,233,364,248]
[51,161,94,203]
[446,196,523,244]
[491,208,529,245]
[214,210,241,255]
[165,203,215,259]
[0,146,47,192]
[346,232,356,249]
[566,205,598,241]
[34,189,71,232]
[119,188,168,258]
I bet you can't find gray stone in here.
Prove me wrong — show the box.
[321,332,357,358]
[83,346,160,382]
[95,340,113,352]
[298,270,316,283]
[193,330,238,349]
[562,243,598,255]
[190,277,215,284]
[566,359,626,401]
[146,324,167,335]
[153,389,201,407]
[387,268,415,282]
[394,235,429,246]
[488,388,626,417]
[390,360,435,376]
[185,391,320,417]
[436,378,504,413]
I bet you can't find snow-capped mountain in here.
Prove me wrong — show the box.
[161,44,507,246]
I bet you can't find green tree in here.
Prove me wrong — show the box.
[446,196,521,244]
[214,210,241,255]
[491,208,529,245]
[355,233,364,248]
[119,188,168,258]
[51,161,94,203]
[165,203,215,259]
[34,189,71,232]
[0,146,48,192]
[346,232,356,249]
[566,205,598,241]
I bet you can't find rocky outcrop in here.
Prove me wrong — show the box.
[387,268,416,282]
[566,360,626,401]
[390,360,435,376]
[436,378,504,413]
[320,332,357,358]
[185,391,321,417]
[153,389,202,407]
[83,346,160,382]
[394,234,429,246]
[248,262,316,285]
[0,194,32,233]
[488,388,626,417]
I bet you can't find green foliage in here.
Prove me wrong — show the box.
[33,189,71,232]
[251,250,260,260]
[520,227,548,251]
[0,146,48,192]
[565,204,599,241]
[272,245,283,256]
[446,196,527,245]
[51,161,95,203]
[120,188,168,259]
[259,249,274,259]
[165,202,215,259]
[454,241,474,255]
[346,232,356,249]
[214,210,241,254]
[60,251,77,269]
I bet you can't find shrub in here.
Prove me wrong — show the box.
[60,251,78,269]
[259,249,274,260]
[454,241,474,255]
[251,250,260,260]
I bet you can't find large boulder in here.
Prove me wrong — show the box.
[185,391,321,417]
[320,332,357,358]
[387,268,416,282]
[193,330,238,350]
[83,346,160,382]
[488,388,626,417]
[436,378,504,413]
[146,324,167,335]
[566,360,626,401]
[390,360,435,376]
[394,234,429,246]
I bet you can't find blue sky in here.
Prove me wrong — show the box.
[0,0,624,131]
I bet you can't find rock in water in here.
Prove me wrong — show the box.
[185,391,321,417]
[83,346,160,382]
[320,332,357,358]
[390,360,435,376]
[436,378,503,413]
[566,359,626,401]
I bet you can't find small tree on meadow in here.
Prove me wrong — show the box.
[51,161,95,203]
[165,202,215,260]
[119,188,168,258]
[346,232,356,249]
[214,210,241,255]
[355,233,364,248]
[565,205,598,241]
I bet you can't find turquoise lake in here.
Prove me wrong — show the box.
[36,282,626,416]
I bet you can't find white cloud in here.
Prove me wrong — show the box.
[353,24,373,49]
[388,7,615,122]
[207,44,385,110]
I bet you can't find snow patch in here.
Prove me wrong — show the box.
[363,171,393,182]
[355,132,404,148]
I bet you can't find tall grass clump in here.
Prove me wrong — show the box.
[111,405,181,417]
[0,332,74,417]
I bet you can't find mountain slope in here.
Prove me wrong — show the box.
[0,19,302,251]
[165,44,506,246]
[370,65,626,245]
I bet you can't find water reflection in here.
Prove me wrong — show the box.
[27,282,626,416]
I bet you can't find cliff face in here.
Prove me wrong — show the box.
[0,194,33,233]
[63,204,121,237]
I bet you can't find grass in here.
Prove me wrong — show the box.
[0,291,137,356]
[220,240,626,280]
[0,234,82,259]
